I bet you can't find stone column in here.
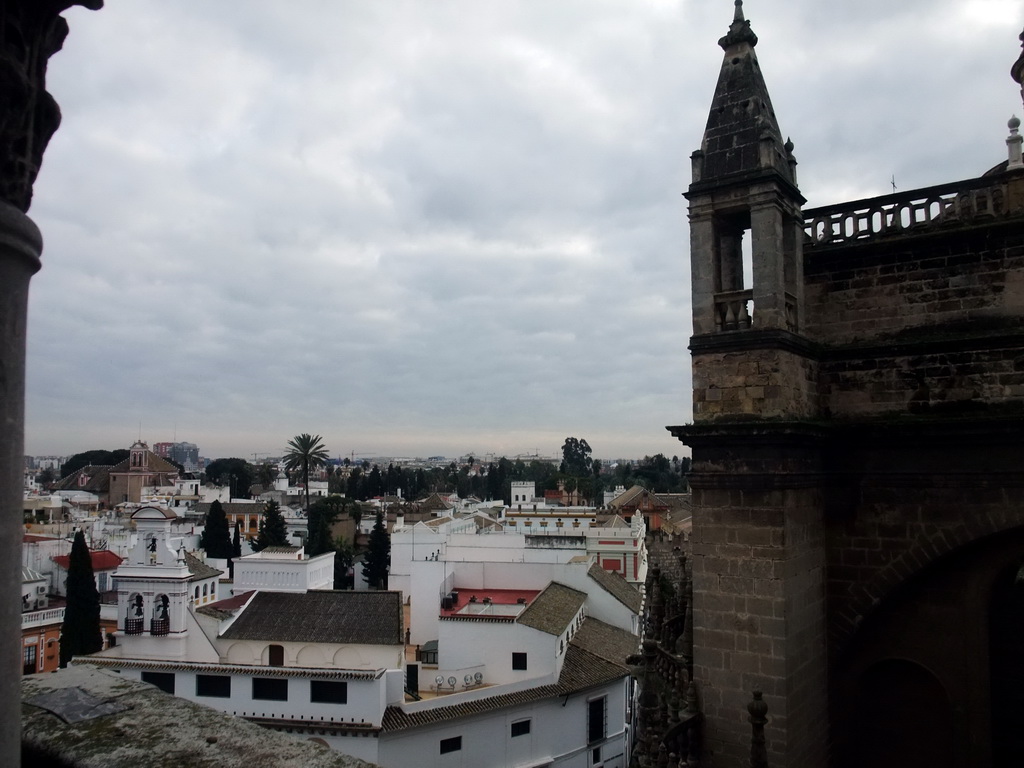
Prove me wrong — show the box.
[0,203,42,768]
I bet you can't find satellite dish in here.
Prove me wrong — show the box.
[435,675,445,685]
[447,676,457,687]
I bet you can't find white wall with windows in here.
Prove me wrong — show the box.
[377,678,630,768]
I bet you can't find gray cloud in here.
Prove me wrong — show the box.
[25,0,1023,460]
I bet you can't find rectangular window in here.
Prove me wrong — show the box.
[22,645,37,675]
[512,652,527,671]
[252,677,288,701]
[439,736,462,754]
[310,680,347,704]
[511,719,531,737]
[588,696,606,744]
[141,671,175,695]
[196,674,231,698]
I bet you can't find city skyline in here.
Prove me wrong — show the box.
[25,0,1022,460]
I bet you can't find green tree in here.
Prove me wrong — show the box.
[60,530,103,667]
[256,462,277,490]
[200,499,232,559]
[307,496,349,556]
[36,467,56,486]
[362,511,390,590]
[561,437,593,477]
[60,449,129,479]
[284,433,330,511]
[204,457,255,499]
[232,522,242,558]
[334,536,355,589]
[256,500,289,550]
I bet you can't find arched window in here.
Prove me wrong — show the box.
[268,644,284,667]
[125,593,144,635]
[194,586,200,601]
[202,584,208,598]
[151,594,170,636]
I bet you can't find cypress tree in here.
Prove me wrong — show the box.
[60,530,103,667]
[200,499,232,558]
[232,521,242,558]
[362,511,390,590]
[256,500,289,550]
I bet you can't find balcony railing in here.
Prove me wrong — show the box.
[803,176,1010,246]
[150,618,170,636]
[124,618,143,635]
[21,607,64,630]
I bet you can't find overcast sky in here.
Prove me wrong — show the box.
[24,0,1023,463]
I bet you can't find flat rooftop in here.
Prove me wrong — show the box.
[440,588,541,619]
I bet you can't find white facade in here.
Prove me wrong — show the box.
[231,546,334,595]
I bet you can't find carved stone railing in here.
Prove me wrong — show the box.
[803,176,1011,246]
[715,289,752,331]
[714,289,798,332]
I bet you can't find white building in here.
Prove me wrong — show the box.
[83,505,641,768]
[231,546,334,595]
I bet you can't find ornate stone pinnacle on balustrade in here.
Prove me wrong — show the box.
[748,689,769,768]
[1013,28,1024,109]
[1008,115,1023,170]
[720,0,758,50]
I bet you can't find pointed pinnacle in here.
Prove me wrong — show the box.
[734,0,745,23]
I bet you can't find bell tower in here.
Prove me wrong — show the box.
[672,3,828,766]
[113,506,192,658]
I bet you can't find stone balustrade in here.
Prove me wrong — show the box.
[21,608,64,631]
[804,176,1010,246]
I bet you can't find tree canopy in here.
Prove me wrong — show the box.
[561,437,593,477]
[362,511,390,590]
[200,499,233,559]
[284,433,329,511]
[60,530,103,666]
[60,449,129,479]
[255,500,289,550]
[306,495,350,557]
[204,457,255,499]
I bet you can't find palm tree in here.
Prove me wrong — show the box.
[284,433,329,511]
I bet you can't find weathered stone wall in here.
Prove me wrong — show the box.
[804,222,1024,346]
[692,346,819,421]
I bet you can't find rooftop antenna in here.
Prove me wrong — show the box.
[890,175,897,194]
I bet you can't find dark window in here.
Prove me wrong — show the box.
[588,697,606,744]
[511,719,531,737]
[142,671,175,695]
[310,680,347,704]
[512,652,527,670]
[196,674,231,698]
[22,645,37,675]
[253,677,288,701]
[268,644,284,667]
[439,736,462,754]
[592,746,602,764]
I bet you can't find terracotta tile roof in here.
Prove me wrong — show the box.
[571,617,640,665]
[23,535,58,543]
[381,641,627,732]
[184,553,222,581]
[221,591,403,646]
[587,562,643,613]
[54,465,112,493]
[516,582,586,636]
[52,550,123,572]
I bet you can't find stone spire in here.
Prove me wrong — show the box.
[1012,28,1024,109]
[691,0,794,189]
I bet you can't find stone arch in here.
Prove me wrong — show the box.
[831,511,1024,654]
[849,658,954,768]
[297,645,327,668]
[226,642,257,665]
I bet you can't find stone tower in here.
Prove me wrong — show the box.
[671,6,1024,767]
[675,2,827,765]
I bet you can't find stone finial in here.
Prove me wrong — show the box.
[1009,115,1023,170]
[0,1,103,213]
[719,0,758,50]
[748,690,769,768]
